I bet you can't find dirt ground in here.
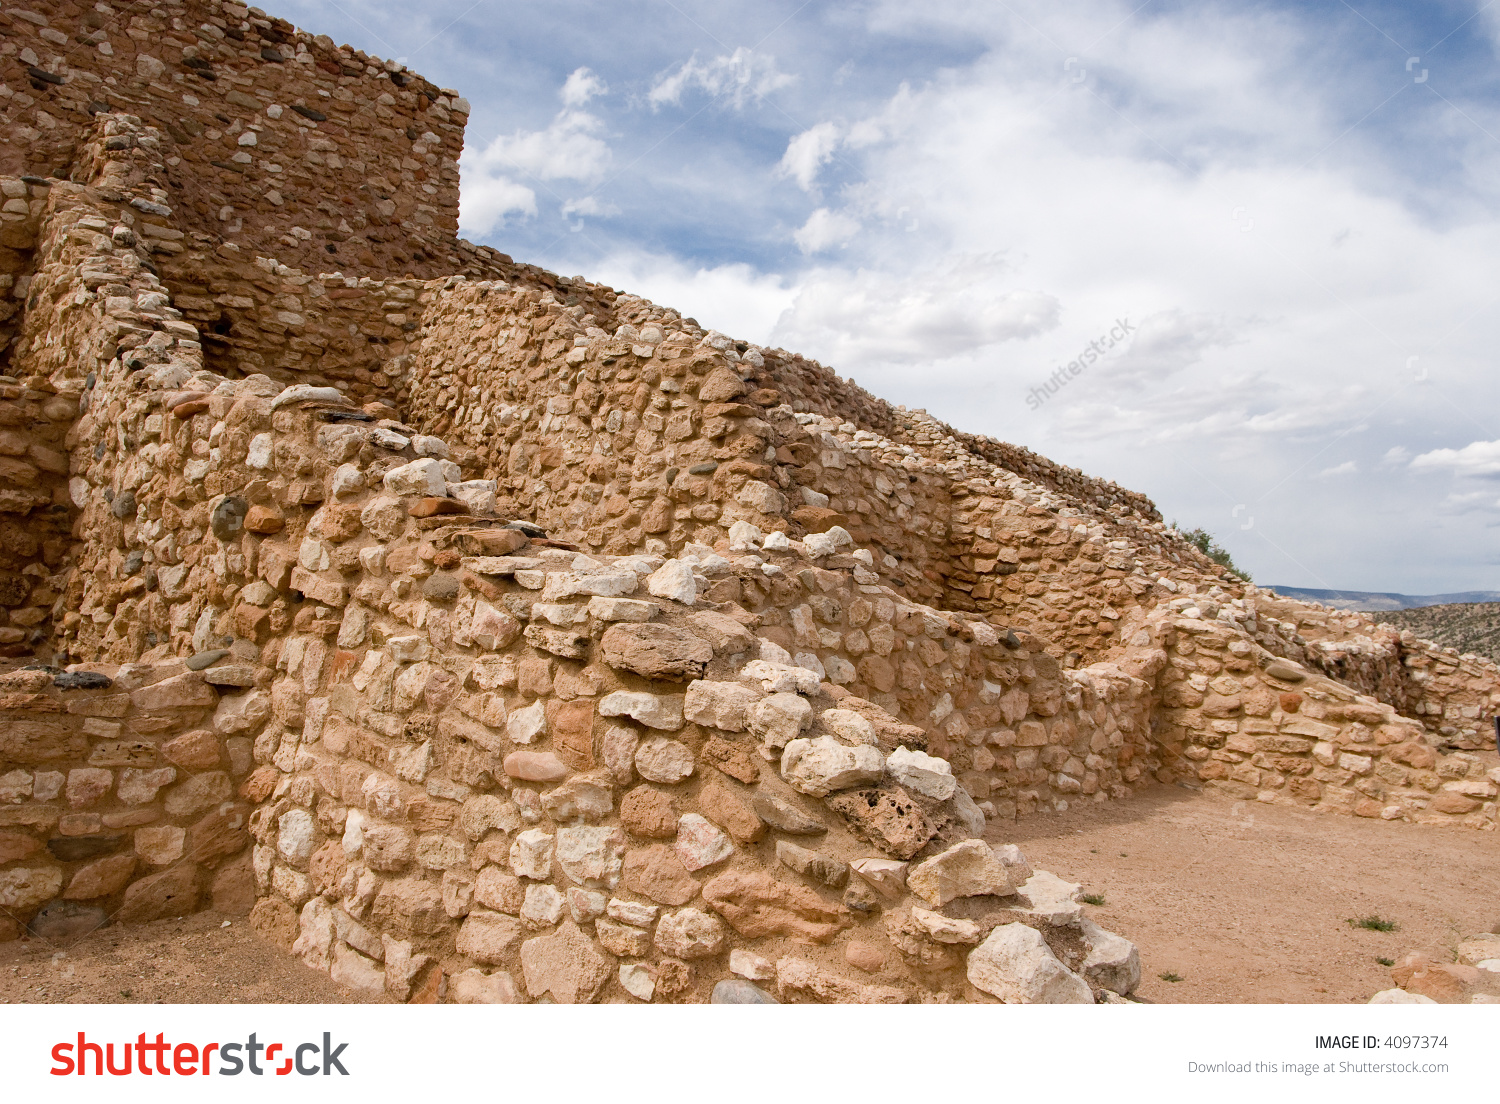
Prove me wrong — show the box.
[1,783,1495,1004]
[0,912,390,1004]
[1010,784,1500,1003]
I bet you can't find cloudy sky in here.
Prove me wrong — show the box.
[278,0,1500,595]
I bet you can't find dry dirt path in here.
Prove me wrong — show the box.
[2,784,1494,1004]
[1007,784,1500,1003]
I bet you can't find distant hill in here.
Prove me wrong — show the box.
[1266,586,1500,612]
[1372,603,1500,665]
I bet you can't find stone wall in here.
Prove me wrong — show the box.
[0,0,465,280]
[0,660,255,944]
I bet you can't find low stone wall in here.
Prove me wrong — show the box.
[0,660,255,942]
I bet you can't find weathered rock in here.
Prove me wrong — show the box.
[967,923,1093,1004]
[450,968,522,1004]
[1079,917,1141,995]
[749,692,813,751]
[597,918,652,957]
[776,955,906,1004]
[712,979,779,1003]
[620,787,677,839]
[683,680,761,732]
[910,906,982,944]
[752,792,826,836]
[621,845,699,905]
[699,781,766,843]
[28,898,108,940]
[456,909,525,963]
[635,738,695,784]
[1016,870,1082,925]
[555,826,625,888]
[521,921,612,1003]
[781,736,885,797]
[116,864,199,923]
[646,559,697,605]
[673,813,734,871]
[825,786,937,860]
[885,746,956,800]
[654,906,726,958]
[702,870,850,943]
[907,840,1013,906]
[600,623,712,682]
[619,963,656,1001]
[775,840,848,888]
[599,691,684,731]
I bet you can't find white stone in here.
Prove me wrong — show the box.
[447,479,497,516]
[727,520,762,551]
[749,692,813,752]
[683,680,762,732]
[412,434,450,458]
[824,655,856,684]
[1018,870,1083,926]
[803,526,853,557]
[992,844,1033,885]
[762,531,790,551]
[0,866,63,911]
[277,808,316,864]
[619,963,656,1001]
[967,923,1093,1004]
[521,883,564,927]
[330,944,386,992]
[850,858,907,899]
[906,840,1013,906]
[331,463,365,497]
[271,384,344,409]
[780,736,884,797]
[542,571,639,601]
[1079,917,1141,995]
[886,746,956,800]
[607,899,660,926]
[654,907,727,959]
[1367,988,1437,1004]
[383,458,449,497]
[635,738,695,783]
[554,826,625,888]
[646,559,697,604]
[509,829,554,880]
[740,660,820,695]
[586,596,654,622]
[911,906,982,944]
[673,813,734,871]
[599,691,684,731]
[246,432,274,469]
[729,949,776,981]
[507,701,547,744]
[821,708,878,747]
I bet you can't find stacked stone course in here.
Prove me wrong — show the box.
[0,0,1496,1004]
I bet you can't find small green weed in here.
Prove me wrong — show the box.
[1347,916,1398,932]
[1079,893,1107,906]
[1375,957,1395,967]
[1159,972,1184,983]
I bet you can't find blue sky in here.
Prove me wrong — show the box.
[279,0,1500,595]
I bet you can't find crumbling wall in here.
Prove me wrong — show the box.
[0,0,465,280]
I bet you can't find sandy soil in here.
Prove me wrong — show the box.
[1009,784,1500,1003]
[2,784,1495,1004]
[0,911,389,1004]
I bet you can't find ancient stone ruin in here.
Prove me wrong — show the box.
[1,0,1496,1004]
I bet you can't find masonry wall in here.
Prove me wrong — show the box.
[0,0,466,281]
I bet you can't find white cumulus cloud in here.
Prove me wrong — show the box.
[649,48,795,110]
